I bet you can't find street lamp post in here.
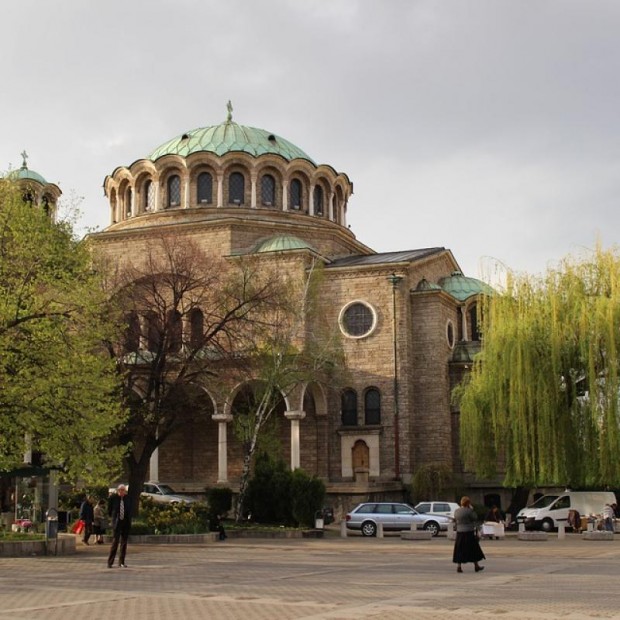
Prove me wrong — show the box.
[387,273,403,480]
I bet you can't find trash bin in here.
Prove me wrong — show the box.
[314,511,324,529]
[45,508,59,540]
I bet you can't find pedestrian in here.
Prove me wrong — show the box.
[107,484,131,568]
[453,496,485,573]
[602,503,614,532]
[93,499,107,544]
[216,514,227,541]
[78,495,94,546]
[484,505,502,522]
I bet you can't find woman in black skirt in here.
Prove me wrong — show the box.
[453,496,485,573]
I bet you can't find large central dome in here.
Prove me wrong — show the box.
[148,119,314,164]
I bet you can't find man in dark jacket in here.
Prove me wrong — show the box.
[107,485,131,568]
[78,495,94,545]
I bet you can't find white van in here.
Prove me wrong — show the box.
[517,491,617,531]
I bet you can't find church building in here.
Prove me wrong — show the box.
[15,106,504,515]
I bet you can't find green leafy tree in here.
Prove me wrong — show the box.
[456,245,620,489]
[0,180,125,483]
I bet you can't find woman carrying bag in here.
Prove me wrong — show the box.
[453,496,486,573]
[93,499,107,544]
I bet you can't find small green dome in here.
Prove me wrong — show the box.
[149,119,314,164]
[254,235,316,254]
[414,277,442,292]
[8,166,47,185]
[439,271,494,301]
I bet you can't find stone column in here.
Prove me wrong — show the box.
[138,315,149,350]
[154,179,161,212]
[308,185,315,216]
[282,181,289,211]
[250,174,257,208]
[216,173,224,207]
[149,445,159,482]
[212,413,233,483]
[285,410,306,470]
[328,191,334,221]
[184,176,191,209]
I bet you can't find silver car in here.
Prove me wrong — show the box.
[345,502,452,537]
[141,482,198,505]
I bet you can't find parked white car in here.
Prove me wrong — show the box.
[141,482,198,505]
[109,482,198,505]
[414,501,460,518]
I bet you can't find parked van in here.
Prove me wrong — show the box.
[517,491,617,531]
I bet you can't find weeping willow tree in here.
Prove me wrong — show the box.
[456,245,620,488]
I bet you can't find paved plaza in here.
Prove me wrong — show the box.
[1,531,619,619]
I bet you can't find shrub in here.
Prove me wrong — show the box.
[409,463,460,503]
[291,469,325,528]
[206,487,232,517]
[245,452,325,527]
[138,498,210,534]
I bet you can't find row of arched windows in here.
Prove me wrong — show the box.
[123,309,205,354]
[112,167,342,225]
[341,388,381,426]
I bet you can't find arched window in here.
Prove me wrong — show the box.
[146,311,161,351]
[167,310,183,353]
[469,303,480,341]
[364,388,381,425]
[261,174,275,206]
[41,195,51,216]
[167,174,181,207]
[197,172,213,204]
[189,308,204,349]
[124,312,140,353]
[110,190,117,224]
[341,389,358,426]
[313,185,324,216]
[229,172,245,204]
[125,188,133,216]
[290,179,302,210]
[143,180,155,212]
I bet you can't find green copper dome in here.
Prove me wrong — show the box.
[10,166,48,184]
[149,104,314,164]
[254,235,316,254]
[6,152,48,185]
[439,271,494,301]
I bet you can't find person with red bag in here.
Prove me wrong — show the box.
[78,495,94,545]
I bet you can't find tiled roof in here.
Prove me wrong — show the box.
[326,247,446,268]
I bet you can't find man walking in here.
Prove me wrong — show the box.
[107,484,131,568]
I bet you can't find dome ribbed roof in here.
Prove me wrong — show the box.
[439,271,494,301]
[254,235,316,254]
[149,120,314,164]
[8,165,47,185]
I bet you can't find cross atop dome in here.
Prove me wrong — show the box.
[21,150,28,169]
[226,100,233,123]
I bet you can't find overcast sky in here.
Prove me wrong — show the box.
[2,0,618,283]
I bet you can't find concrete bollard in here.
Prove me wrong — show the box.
[518,522,525,533]
[340,520,348,538]
[558,522,566,539]
[377,522,384,538]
